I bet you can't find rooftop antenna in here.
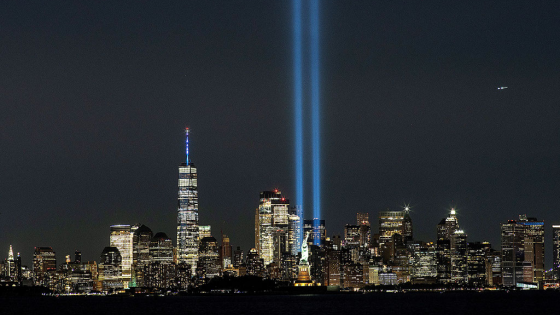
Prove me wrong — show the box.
[185,127,190,164]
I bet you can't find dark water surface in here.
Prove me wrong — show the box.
[1,292,558,315]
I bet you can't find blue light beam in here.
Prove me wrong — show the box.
[310,0,321,245]
[293,0,304,250]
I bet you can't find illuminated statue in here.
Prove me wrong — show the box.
[300,231,310,265]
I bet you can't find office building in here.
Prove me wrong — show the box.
[131,224,152,287]
[221,234,232,268]
[436,208,459,283]
[467,241,491,286]
[33,247,56,286]
[177,128,199,274]
[255,190,290,266]
[357,212,371,248]
[450,230,468,284]
[110,225,133,288]
[98,247,123,292]
[198,236,220,279]
[553,225,560,281]
[501,215,545,287]
[199,225,211,240]
[303,219,326,245]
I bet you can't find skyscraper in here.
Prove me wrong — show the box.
[501,215,545,287]
[450,230,468,284]
[357,212,371,247]
[131,224,152,287]
[378,208,413,264]
[436,208,459,283]
[379,209,413,241]
[110,225,133,288]
[198,236,220,279]
[220,234,232,269]
[33,247,56,286]
[177,128,199,274]
[553,225,560,281]
[256,190,290,266]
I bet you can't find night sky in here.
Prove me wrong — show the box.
[1,1,559,267]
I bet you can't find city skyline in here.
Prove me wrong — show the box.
[1,1,560,271]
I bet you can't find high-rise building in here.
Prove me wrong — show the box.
[98,247,123,292]
[5,245,15,281]
[110,225,133,288]
[411,242,437,281]
[553,225,560,281]
[303,219,326,245]
[199,225,211,240]
[501,215,545,287]
[436,208,459,283]
[150,232,174,264]
[74,250,82,264]
[288,207,302,255]
[256,190,290,266]
[144,232,177,289]
[344,225,360,247]
[233,246,244,268]
[131,224,152,287]
[467,241,491,286]
[198,236,220,279]
[379,209,413,241]
[33,247,56,286]
[177,128,199,274]
[450,230,467,284]
[378,208,413,264]
[220,234,232,269]
[357,213,371,248]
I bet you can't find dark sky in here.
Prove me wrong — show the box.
[1,1,559,267]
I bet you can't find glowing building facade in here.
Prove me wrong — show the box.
[177,128,199,274]
[256,190,290,266]
[501,215,545,287]
[110,225,133,288]
[436,209,459,283]
[33,247,56,286]
[554,225,560,281]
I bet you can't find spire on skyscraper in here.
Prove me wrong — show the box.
[8,245,14,261]
[185,127,190,164]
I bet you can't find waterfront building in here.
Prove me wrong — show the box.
[288,207,302,255]
[501,215,545,287]
[411,242,437,281]
[552,225,560,282]
[467,241,491,286]
[436,208,459,283]
[450,230,468,284]
[246,248,265,277]
[177,128,199,274]
[110,225,133,288]
[98,247,123,292]
[131,224,152,287]
[198,236,220,279]
[220,234,233,269]
[33,247,56,286]
[256,190,291,266]
[485,249,502,286]
[233,246,244,268]
[553,225,560,281]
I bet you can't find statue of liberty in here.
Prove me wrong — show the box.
[300,231,310,265]
[295,231,313,285]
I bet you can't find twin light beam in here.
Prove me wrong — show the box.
[293,0,321,246]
